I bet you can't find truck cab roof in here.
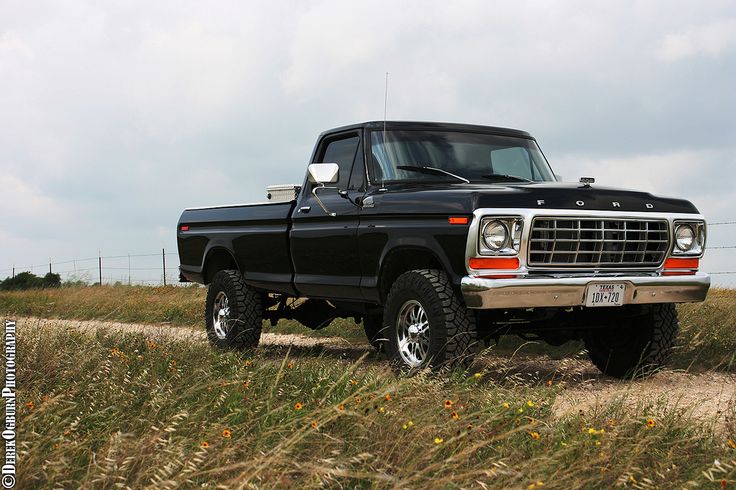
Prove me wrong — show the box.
[320,121,533,140]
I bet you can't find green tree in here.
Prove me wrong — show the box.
[0,271,61,290]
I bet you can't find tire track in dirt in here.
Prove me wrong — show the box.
[480,352,735,422]
[15,316,363,350]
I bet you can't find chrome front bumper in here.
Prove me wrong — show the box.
[460,272,710,309]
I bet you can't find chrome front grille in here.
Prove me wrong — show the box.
[528,217,669,268]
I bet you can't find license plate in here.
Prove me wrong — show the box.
[585,283,625,307]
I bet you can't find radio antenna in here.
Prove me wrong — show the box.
[380,72,389,189]
[383,71,389,134]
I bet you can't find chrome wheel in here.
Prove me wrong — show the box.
[396,299,430,367]
[212,291,231,339]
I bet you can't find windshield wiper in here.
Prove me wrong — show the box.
[396,165,470,184]
[480,174,533,183]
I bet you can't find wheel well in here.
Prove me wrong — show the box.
[203,248,238,284]
[378,248,444,303]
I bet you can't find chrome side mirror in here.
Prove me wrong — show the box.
[308,163,339,184]
[308,163,340,216]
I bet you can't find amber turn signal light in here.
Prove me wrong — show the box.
[663,257,699,270]
[662,257,699,275]
[469,257,520,270]
[448,216,469,225]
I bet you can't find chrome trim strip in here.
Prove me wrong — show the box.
[461,271,710,309]
[185,201,278,211]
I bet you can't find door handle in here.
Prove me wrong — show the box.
[298,206,311,213]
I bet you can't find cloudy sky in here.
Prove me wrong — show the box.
[1,0,735,285]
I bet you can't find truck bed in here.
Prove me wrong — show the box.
[177,201,296,294]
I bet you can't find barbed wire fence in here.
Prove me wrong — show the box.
[1,221,736,286]
[697,221,736,280]
[0,249,180,286]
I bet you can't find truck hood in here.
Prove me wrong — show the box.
[367,182,700,215]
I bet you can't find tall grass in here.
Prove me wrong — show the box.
[675,288,736,371]
[0,284,205,326]
[16,326,736,488]
[0,284,367,341]
[1,285,735,370]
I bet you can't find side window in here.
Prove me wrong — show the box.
[317,135,360,189]
[490,147,534,180]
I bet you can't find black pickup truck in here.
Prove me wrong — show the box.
[177,121,709,377]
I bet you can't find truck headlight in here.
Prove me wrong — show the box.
[479,217,523,255]
[672,221,705,256]
[675,224,694,251]
[482,220,508,250]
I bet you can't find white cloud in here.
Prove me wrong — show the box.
[0,31,33,59]
[553,149,726,199]
[0,174,71,226]
[0,0,734,285]
[656,18,736,61]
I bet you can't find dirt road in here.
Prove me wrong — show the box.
[16,316,735,422]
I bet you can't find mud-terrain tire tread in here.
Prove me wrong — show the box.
[383,269,479,370]
[584,303,678,378]
[205,270,263,349]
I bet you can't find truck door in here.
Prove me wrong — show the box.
[290,131,365,300]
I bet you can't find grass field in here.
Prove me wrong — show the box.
[15,324,736,488]
[1,285,735,370]
[3,286,736,487]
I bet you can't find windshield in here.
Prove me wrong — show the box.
[370,130,555,184]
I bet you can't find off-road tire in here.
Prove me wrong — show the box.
[363,314,386,351]
[205,270,263,349]
[383,269,479,370]
[584,303,678,378]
